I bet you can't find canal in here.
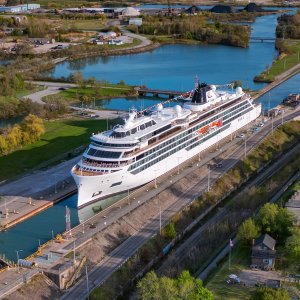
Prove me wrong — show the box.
[1,7,299,261]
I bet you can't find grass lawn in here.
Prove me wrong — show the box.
[0,118,109,181]
[255,39,300,82]
[206,243,255,300]
[43,85,135,103]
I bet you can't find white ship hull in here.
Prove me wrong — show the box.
[72,104,261,208]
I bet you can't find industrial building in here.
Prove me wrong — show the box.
[0,3,40,13]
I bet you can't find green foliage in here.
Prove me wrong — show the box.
[256,203,295,242]
[285,228,300,260]
[162,222,177,240]
[238,218,260,245]
[250,287,290,300]
[276,13,300,39]
[138,15,250,48]
[137,270,214,300]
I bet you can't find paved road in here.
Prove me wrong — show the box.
[61,108,300,300]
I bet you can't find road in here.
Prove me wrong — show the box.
[61,108,300,300]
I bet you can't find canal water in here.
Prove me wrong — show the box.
[46,12,283,90]
[1,8,299,261]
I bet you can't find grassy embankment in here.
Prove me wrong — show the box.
[43,83,136,105]
[0,118,109,181]
[254,39,300,82]
[90,121,300,299]
[206,243,253,300]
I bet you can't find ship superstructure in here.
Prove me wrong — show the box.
[71,83,261,207]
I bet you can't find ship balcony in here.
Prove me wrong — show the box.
[81,158,134,168]
[72,167,104,176]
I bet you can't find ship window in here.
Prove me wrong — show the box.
[87,148,121,159]
[111,181,122,187]
[140,124,145,130]
[131,127,137,134]
[126,131,130,136]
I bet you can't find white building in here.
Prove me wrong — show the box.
[129,18,143,26]
[121,7,140,17]
[0,4,40,13]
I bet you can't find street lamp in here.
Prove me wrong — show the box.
[177,157,181,175]
[154,170,158,188]
[80,219,85,234]
[207,165,211,192]
[16,249,23,273]
[244,136,247,159]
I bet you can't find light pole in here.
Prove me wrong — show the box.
[73,240,76,266]
[207,165,211,192]
[281,110,284,125]
[16,249,23,273]
[51,229,54,239]
[154,169,158,188]
[198,150,201,162]
[271,115,274,135]
[80,219,85,234]
[244,136,247,159]
[268,92,271,118]
[177,157,181,175]
[127,187,130,205]
[86,266,90,299]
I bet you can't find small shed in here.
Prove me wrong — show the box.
[251,234,276,270]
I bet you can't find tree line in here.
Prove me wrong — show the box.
[137,270,214,300]
[0,114,45,156]
[130,15,250,48]
[276,12,300,39]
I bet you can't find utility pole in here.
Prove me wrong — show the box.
[244,136,247,159]
[268,92,271,118]
[73,240,76,266]
[86,266,90,300]
[207,165,210,192]
[177,157,181,175]
[16,249,23,273]
[159,204,162,235]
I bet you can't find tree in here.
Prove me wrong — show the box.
[250,287,289,300]
[256,203,279,234]
[162,222,176,240]
[285,228,300,259]
[238,218,259,245]
[256,203,295,242]
[137,271,161,300]
[137,270,214,300]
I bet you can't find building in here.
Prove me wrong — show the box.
[121,7,140,17]
[251,234,276,270]
[0,3,40,13]
[129,18,142,26]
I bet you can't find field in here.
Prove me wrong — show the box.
[0,118,108,181]
[43,84,135,104]
[205,243,255,300]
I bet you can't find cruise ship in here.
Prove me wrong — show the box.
[71,82,261,208]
